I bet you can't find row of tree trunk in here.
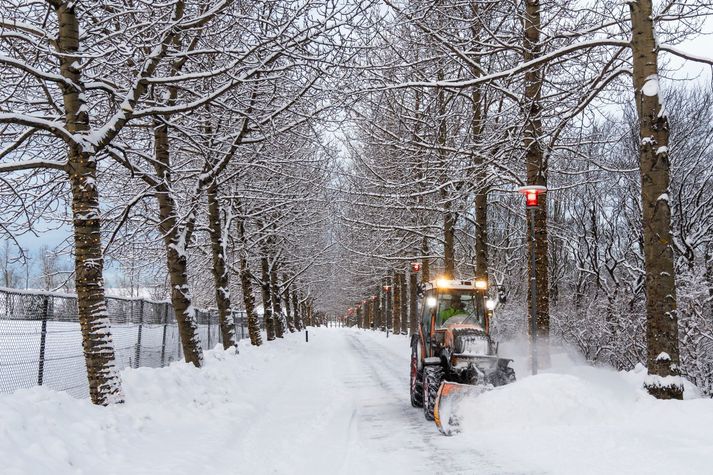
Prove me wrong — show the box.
[349,270,417,335]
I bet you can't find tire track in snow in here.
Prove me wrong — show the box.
[342,331,518,475]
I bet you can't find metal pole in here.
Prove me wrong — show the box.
[37,296,49,386]
[529,206,539,375]
[135,300,144,369]
[160,302,168,366]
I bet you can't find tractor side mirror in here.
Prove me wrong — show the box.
[497,285,507,304]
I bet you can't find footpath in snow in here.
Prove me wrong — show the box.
[1,328,711,475]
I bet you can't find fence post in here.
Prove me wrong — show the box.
[134,300,144,368]
[37,296,49,386]
[160,302,169,367]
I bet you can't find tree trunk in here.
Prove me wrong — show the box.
[283,274,296,332]
[409,270,418,335]
[524,0,550,367]
[260,255,275,340]
[470,3,488,282]
[235,202,261,346]
[629,0,682,399]
[270,263,285,338]
[292,288,302,331]
[474,179,488,281]
[300,297,308,328]
[437,68,456,279]
[373,288,381,330]
[305,297,314,327]
[154,122,203,367]
[207,183,237,350]
[393,272,401,334]
[57,3,124,404]
[421,236,430,282]
[399,272,408,334]
[384,275,392,331]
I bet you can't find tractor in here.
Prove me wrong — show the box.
[410,277,515,434]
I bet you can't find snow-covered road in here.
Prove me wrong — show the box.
[222,329,505,474]
[2,327,712,475]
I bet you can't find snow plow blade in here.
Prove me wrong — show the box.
[433,381,489,436]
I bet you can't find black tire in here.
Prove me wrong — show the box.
[423,364,444,421]
[410,345,424,408]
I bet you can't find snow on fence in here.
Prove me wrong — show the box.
[0,288,251,398]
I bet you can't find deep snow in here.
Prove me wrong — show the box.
[1,328,711,474]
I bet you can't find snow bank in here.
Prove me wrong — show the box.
[0,345,253,475]
[0,332,346,475]
[457,349,713,475]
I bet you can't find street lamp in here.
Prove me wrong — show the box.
[518,185,546,376]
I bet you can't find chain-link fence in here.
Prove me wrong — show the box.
[0,287,251,399]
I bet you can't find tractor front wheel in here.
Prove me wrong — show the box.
[423,364,444,421]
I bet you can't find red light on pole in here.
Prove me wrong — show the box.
[517,185,547,208]
[383,285,391,293]
[371,295,377,301]
[410,262,421,272]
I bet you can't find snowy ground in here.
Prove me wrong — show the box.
[1,328,711,475]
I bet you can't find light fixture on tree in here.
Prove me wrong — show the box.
[517,185,546,208]
[517,184,547,376]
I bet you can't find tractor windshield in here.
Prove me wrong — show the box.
[435,290,484,329]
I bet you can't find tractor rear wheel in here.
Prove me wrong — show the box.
[410,345,423,408]
[423,364,444,421]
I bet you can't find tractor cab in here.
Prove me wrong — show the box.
[419,278,491,359]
